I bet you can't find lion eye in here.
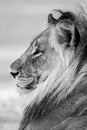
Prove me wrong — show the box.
[31,40,44,58]
[32,48,43,58]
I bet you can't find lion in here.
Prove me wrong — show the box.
[10,7,87,130]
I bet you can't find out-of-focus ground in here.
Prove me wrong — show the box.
[0,0,86,129]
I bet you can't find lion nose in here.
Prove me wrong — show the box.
[10,71,19,78]
[9,59,22,79]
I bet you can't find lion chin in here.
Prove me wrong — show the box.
[16,77,36,90]
[10,6,87,130]
[15,71,48,95]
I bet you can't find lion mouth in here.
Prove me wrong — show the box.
[16,77,36,90]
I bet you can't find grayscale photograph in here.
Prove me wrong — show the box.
[0,0,87,130]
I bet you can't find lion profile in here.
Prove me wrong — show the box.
[10,6,87,130]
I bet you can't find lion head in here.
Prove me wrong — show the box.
[10,8,87,130]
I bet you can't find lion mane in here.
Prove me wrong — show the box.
[10,7,87,130]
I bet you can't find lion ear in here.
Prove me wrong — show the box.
[48,10,63,25]
[48,11,81,47]
[58,20,80,47]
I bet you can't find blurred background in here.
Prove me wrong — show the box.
[0,0,87,129]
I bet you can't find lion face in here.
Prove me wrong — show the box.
[10,27,59,91]
[10,10,81,102]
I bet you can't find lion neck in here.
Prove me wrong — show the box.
[18,76,87,130]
